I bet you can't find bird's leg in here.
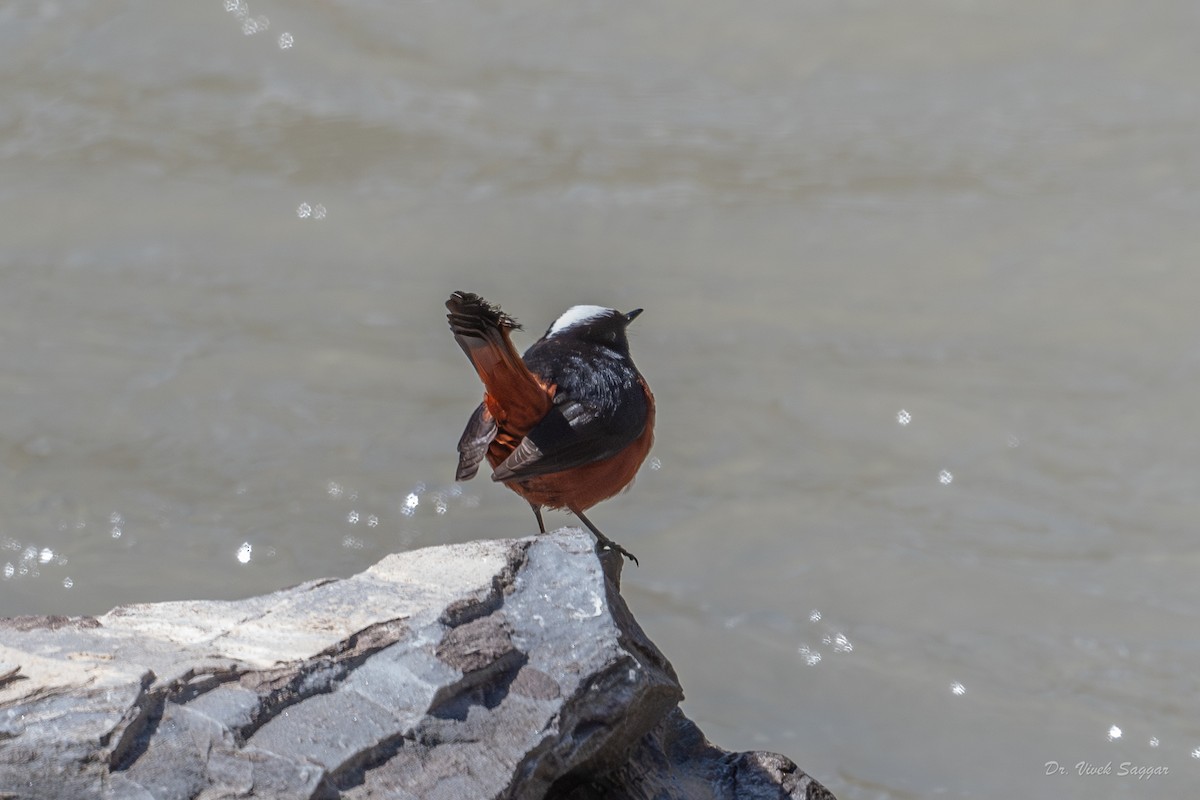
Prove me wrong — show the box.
[531,504,546,534]
[570,507,639,566]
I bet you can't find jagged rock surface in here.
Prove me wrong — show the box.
[0,529,833,800]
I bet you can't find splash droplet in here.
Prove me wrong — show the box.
[279,32,294,49]
[897,409,911,426]
[236,542,252,564]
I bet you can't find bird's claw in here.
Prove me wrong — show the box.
[595,537,639,566]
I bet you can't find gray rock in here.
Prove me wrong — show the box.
[0,529,833,800]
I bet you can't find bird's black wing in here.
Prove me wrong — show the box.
[456,402,497,481]
[491,391,645,482]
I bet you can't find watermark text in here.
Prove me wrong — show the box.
[1044,761,1168,780]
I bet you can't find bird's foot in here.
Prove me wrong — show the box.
[592,533,639,566]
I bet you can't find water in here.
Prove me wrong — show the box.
[2,2,1199,797]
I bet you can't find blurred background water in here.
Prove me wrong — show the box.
[3,1,1200,797]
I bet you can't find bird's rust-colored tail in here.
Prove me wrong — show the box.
[446,291,553,439]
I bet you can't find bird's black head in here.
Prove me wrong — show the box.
[542,304,643,353]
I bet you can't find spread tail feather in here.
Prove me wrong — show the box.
[446,291,552,435]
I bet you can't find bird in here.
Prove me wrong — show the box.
[446,291,654,564]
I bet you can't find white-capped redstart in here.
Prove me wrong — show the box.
[446,291,654,564]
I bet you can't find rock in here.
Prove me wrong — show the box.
[0,529,834,800]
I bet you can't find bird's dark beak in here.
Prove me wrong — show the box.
[624,308,644,324]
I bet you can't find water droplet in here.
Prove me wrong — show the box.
[1148,737,1159,748]
[2,563,13,579]
[224,0,245,14]
[367,515,379,528]
[278,32,294,49]
[243,14,268,35]
[39,548,54,565]
[808,609,821,622]
[896,409,911,426]
[342,535,363,550]
[825,632,853,654]
[62,577,74,589]
[313,204,326,220]
[236,542,253,564]
[1107,725,1122,741]
[347,510,359,524]
[648,456,662,470]
[1006,433,1020,448]
[951,681,966,696]
[297,202,312,219]
[797,645,822,666]
[1191,746,1200,759]
[939,469,954,485]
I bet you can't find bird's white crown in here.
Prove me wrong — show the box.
[546,305,613,337]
